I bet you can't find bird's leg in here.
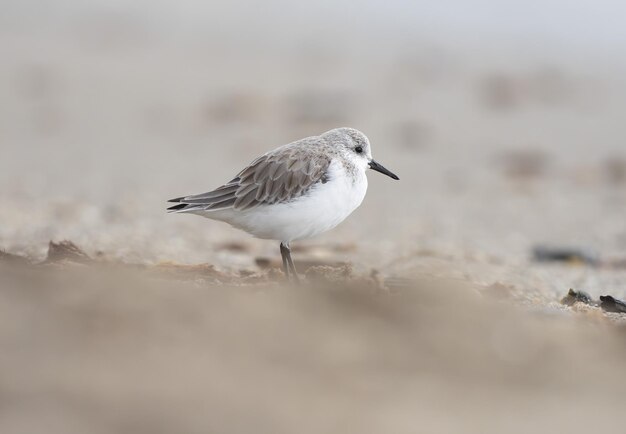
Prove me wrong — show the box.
[279,242,291,280]
[284,242,300,283]
[280,242,299,283]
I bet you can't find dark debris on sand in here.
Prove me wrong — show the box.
[46,240,92,264]
[599,296,626,314]
[533,246,599,266]
[561,289,596,307]
[560,289,626,320]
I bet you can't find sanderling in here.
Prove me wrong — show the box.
[168,127,399,281]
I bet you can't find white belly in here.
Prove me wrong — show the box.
[199,160,368,242]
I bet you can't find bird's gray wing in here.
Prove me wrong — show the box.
[168,146,331,212]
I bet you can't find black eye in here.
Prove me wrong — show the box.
[355,146,363,154]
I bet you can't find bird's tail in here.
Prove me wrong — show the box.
[166,197,203,213]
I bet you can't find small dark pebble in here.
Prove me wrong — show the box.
[532,246,599,266]
[255,257,276,269]
[561,288,595,306]
[599,295,626,314]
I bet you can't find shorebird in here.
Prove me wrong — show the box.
[168,127,399,281]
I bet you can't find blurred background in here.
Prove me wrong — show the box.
[2,1,626,433]
[2,0,626,276]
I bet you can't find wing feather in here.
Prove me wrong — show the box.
[234,188,258,210]
[181,184,239,203]
[205,196,236,210]
[168,137,331,213]
[268,161,284,180]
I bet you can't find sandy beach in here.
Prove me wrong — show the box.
[2,1,626,432]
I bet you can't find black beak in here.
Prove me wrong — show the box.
[368,159,399,180]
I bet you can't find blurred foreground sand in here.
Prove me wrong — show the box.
[1,260,625,434]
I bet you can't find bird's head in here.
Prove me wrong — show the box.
[323,127,399,180]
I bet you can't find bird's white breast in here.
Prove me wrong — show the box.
[204,159,368,242]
